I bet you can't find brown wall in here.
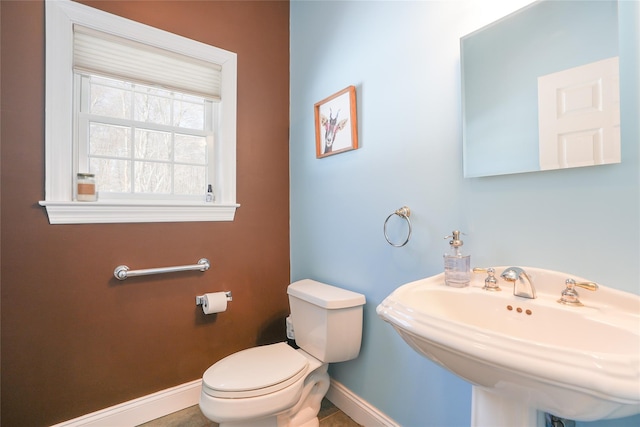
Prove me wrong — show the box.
[0,1,290,425]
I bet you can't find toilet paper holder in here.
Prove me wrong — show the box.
[196,291,233,306]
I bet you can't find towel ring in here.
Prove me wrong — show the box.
[384,206,412,247]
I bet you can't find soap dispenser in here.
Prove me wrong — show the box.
[443,230,471,287]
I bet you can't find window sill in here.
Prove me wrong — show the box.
[38,200,239,224]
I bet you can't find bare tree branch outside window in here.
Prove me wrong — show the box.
[84,74,212,198]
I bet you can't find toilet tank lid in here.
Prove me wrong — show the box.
[287,279,366,309]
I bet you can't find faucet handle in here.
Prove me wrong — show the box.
[473,267,501,292]
[558,278,599,306]
[570,279,599,292]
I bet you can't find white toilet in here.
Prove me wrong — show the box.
[199,279,366,427]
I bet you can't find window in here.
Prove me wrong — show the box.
[78,74,214,200]
[41,0,238,224]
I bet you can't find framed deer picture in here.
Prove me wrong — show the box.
[314,86,358,158]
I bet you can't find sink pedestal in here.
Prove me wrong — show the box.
[471,387,538,427]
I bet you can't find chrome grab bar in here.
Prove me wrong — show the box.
[114,258,210,280]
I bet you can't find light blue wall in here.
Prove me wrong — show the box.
[290,1,639,426]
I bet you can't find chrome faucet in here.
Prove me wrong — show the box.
[500,267,536,299]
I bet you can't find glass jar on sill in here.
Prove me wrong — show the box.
[76,173,97,202]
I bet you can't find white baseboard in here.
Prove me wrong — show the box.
[50,379,202,427]
[50,377,397,427]
[326,379,399,427]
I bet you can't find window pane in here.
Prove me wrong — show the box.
[173,100,204,130]
[174,165,206,195]
[90,81,131,119]
[175,134,207,164]
[89,123,131,157]
[134,161,171,194]
[134,92,171,125]
[90,158,131,193]
[80,74,214,200]
[135,129,171,161]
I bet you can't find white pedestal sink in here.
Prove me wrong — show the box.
[376,267,640,424]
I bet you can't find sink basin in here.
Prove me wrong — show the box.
[376,267,640,421]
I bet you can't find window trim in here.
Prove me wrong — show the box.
[41,0,239,224]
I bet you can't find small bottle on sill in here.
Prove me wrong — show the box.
[205,184,214,203]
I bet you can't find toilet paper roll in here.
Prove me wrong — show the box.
[201,292,228,314]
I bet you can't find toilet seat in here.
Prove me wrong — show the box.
[202,343,309,398]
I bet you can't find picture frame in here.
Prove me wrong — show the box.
[314,85,358,158]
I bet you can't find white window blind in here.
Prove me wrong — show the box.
[73,25,222,100]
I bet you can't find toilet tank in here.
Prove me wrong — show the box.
[287,279,366,363]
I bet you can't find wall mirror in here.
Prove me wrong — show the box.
[461,0,620,178]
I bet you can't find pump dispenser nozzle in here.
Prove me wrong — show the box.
[446,230,464,248]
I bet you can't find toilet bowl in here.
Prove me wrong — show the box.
[200,343,327,427]
[199,279,366,427]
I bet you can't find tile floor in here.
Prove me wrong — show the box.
[137,398,362,427]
